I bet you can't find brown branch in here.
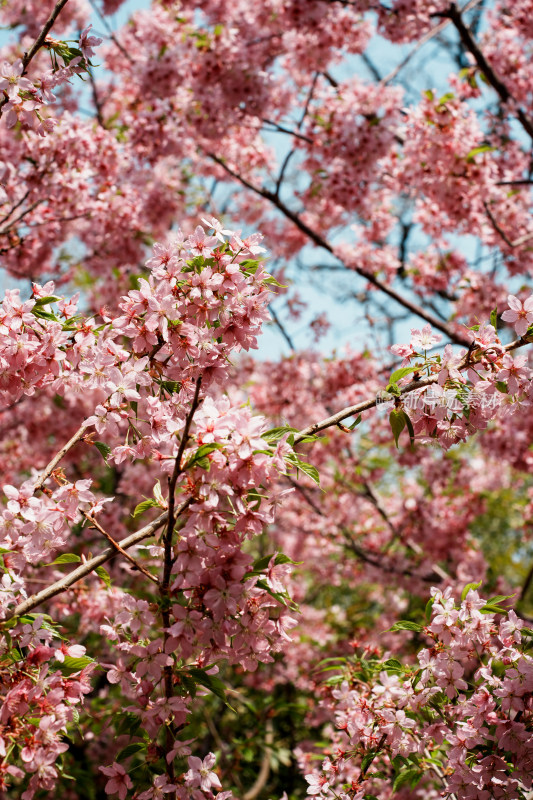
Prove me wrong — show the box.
[87,0,134,63]
[88,67,105,127]
[483,201,533,249]
[81,511,159,584]
[164,376,203,574]
[288,475,447,583]
[0,0,70,116]
[0,190,31,227]
[381,0,483,86]
[33,422,91,493]
[261,118,313,144]
[22,0,71,72]
[160,376,203,795]
[207,153,470,346]
[483,201,514,247]
[5,510,172,620]
[0,200,45,237]
[269,305,296,351]
[294,333,532,443]
[445,3,533,141]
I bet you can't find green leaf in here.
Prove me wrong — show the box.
[48,553,81,565]
[495,381,508,393]
[183,443,223,471]
[160,380,181,395]
[115,712,142,737]
[116,742,146,761]
[94,441,111,463]
[255,578,299,611]
[285,452,320,485]
[183,668,236,711]
[262,426,298,444]
[389,409,406,448]
[437,91,455,106]
[490,308,498,330]
[361,751,378,773]
[32,307,59,321]
[388,620,423,632]
[296,460,320,485]
[481,603,509,615]
[251,552,302,572]
[486,594,515,606]
[389,366,418,384]
[383,657,403,672]
[132,498,159,518]
[61,655,95,671]
[386,382,401,397]
[95,566,111,588]
[403,411,415,447]
[466,144,495,162]
[264,274,287,288]
[33,295,60,306]
[461,580,482,601]
[393,768,422,791]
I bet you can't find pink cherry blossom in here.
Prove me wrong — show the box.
[501,294,533,337]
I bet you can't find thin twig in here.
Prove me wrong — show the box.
[0,0,70,117]
[82,511,159,584]
[5,510,176,620]
[87,0,134,63]
[261,118,313,143]
[0,200,44,237]
[293,333,533,443]
[22,0,70,72]
[0,190,31,227]
[381,0,483,86]
[208,154,470,346]
[33,423,90,493]
[483,201,533,248]
[269,305,296,351]
[243,719,274,800]
[445,3,533,141]
[88,67,105,127]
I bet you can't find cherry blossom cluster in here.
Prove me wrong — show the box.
[383,296,533,450]
[303,586,533,800]
[0,27,101,135]
[0,612,95,800]
[0,220,303,798]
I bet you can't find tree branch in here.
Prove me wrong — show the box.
[6,510,173,620]
[22,0,71,72]
[208,153,470,346]
[381,0,483,86]
[81,511,159,584]
[33,422,91,493]
[294,333,532,442]
[445,3,533,141]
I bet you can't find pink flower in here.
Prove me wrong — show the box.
[501,294,533,338]
[496,353,530,395]
[100,763,133,800]
[410,323,442,351]
[0,60,33,101]
[184,753,222,792]
[137,774,176,799]
[79,25,102,61]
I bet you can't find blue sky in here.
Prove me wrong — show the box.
[0,1,489,363]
